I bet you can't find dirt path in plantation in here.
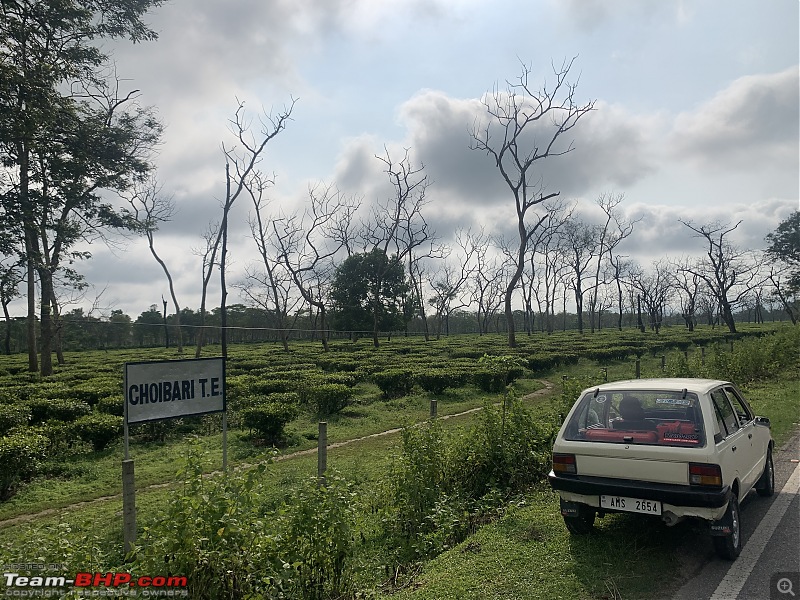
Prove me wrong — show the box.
[0,379,555,529]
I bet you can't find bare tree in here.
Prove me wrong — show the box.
[562,219,601,334]
[218,98,295,357]
[679,220,766,333]
[193,222,221,357]
[671,257,703,331]
[471,241,511,335]
[608,253,633,330]
[359,149,435,346]
[128,177,183,353]
[766,265,798,325]
[239,171,301,351]
[527,199,573,333]
[429,229,480,339]
[586,193,637,333]
[274,183,354,351]
[629,260,673,334]
[470,58,594,347]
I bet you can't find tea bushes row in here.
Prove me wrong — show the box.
[240,393,300,443]
[0,430,49,500]
[0,404,30,435]
[297,382,354,415]
[27,398,92,424]
[372,360,526,399]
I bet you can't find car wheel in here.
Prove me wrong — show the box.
[564,504,596,535]
[713,495,742,560]
[756,448,775,497]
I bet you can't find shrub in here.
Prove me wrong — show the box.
[526,353,557,372]
[70,378,120,406]
[391,420,447,540]
[97,395,124,417]
[415,368,468,395]
[132,450,287,599]
[240,395,299,442]
[447,395,556,500]
[0,404,31,435]
[27,398,92,424]
[0,431,49,500]
[303,384,353,416]
[277,476,356,600]
[69,414,123,452]
[372,369,415,398]
[474,354,526,392]
[472,369,506,393]
[321,372,358,387]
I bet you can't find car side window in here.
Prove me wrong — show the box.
[723,387,753,424]
[711,389,738,437]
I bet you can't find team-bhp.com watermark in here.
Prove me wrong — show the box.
[2,567,187,597]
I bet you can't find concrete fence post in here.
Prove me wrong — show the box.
[317,422,327,487]
[122,459,136,557]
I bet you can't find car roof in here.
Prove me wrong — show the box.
[581,378,731,395]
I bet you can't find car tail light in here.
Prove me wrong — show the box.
[553,453,577,475]
[689,463,722,487]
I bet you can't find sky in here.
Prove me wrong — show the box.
[45,0,800,319]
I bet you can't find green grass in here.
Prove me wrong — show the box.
[0,325,796,599]
[0,375,541,521]
[379,370,800,600]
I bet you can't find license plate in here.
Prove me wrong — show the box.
[600,495,662,515]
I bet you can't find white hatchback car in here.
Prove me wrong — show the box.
[548,378,774,560]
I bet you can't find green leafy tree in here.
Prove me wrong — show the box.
[0,0,165,375]
[330,248,411,337]
[765,211,800,324]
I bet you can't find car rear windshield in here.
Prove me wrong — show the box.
[563,389,706,447]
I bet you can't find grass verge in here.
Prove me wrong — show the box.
[379,371,800,600]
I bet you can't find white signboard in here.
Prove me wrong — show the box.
[124,357,225,424]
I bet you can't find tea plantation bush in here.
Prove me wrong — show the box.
[97,395,124,416]
[0,404,30,435]
[414,368,469,395]
[372,369,415,398]
[472,354,526,392]
[68,414,123,451]
[240,393,300,442]
[0,431,49,500]
[27,398,92,424]
[301,383,353,416]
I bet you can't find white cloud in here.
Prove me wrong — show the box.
[669,67,799,172]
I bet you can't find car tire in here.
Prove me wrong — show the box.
[713,494,742,560]
[756,448,775,497]
[563,504,596,535]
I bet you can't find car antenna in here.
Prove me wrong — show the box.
[593,388,600,398]
[681,388,687,399]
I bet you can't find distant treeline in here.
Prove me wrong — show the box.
[0,301,790,354]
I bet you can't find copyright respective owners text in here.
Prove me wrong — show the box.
[2,565,188,598]
[772,572,800,600]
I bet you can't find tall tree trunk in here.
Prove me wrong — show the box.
[38,267,53,376]
[2,299,12,355]
[21,148,38,372]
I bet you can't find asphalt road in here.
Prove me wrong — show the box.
[671,428,800,600]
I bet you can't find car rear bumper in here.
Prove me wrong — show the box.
[548,471,732,509]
